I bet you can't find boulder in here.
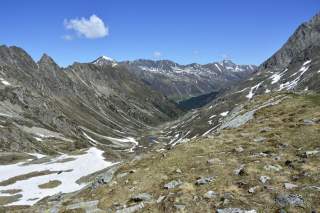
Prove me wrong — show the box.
[164,180,182,189]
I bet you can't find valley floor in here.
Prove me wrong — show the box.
[5,92,319,212]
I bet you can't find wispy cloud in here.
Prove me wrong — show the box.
[64,14,108,39]
[153,51,162,58]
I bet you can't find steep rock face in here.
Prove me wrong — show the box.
[261,13,320,71]
[0,45,181,154]
[121,59,256,101]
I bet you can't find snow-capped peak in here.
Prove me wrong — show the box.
[100,55,114,61]
[92,55,117,67]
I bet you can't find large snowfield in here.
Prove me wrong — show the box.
[0,147,115,206]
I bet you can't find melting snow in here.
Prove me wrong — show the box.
[214,64,222,72]
[220,111,229,117]
[209,114,217,119]
[265,89,271,93]
[270,73,281,84]
[246,81,263,99]
[0,78,11,86]
[303,60,312,66]
[279,63,310,91]
[0,147,115,206]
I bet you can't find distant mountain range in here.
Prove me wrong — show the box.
[163,12,320,145]
[120,59,256,101]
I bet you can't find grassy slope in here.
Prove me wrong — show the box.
[6,93,320,212]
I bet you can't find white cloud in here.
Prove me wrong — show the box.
[64,14,108,39]
[153,51,162,58]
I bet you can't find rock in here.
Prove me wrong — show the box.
[305,150,319,157]
[130,193,153,202]
[259,176,270,184]
[275,194,304,207]
[92,166,119,188]
[203,190,218,199]
[115,203,144,213]
[156,195,165,203]
[117,172,129,178]
[175,168,182,173]
[248,186,258,193]
[303,119,315,125]
[174,204,186,210]
[303,185,320,191]
[259,127,272,133]
[253,137,266,143]
[207,158,221,165]
[195,176,214,185]
[129,169,136,174]
[164,180,182,189]
[264,164,282,172]
[234,165,246,176]
[235,146,244,153]
[66,200,102,212]
[284,183,298,190]
[195,176,215,185]
[216,208,257,213]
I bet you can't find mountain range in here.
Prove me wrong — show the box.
[0,11,320,213]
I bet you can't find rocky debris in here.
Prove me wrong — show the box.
[130,193,153,202]
[156,195,166,203]
[117,172,129,178]
[305,150,319,157]
[216,208,257,213]
[115,202,144,213]
[253,137,266,143]
[204,190,218,199]
[264,164,282,172]
[207,158,221,165]
[195,176,215,185]
[248,186,258,194]
[66,200,103,212]
[92,166,119,189]
[164,180,182,189]
[284,183,298,190]
[174,204,186,210]
[303,119,316,125]
[234,165,246,176]
[259,127,272,133]
[275,194,304,207]
[235,146,244,153]
[303,185,320,191]
[175,168,182,173]
[260,176,270,184]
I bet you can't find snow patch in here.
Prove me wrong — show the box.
[0,78,11,86]
[220,111,229,117]
[0,147,115,206]
[246,81,263,99]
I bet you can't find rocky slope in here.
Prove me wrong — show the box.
[159,13,320,145]
[121,59,257,101]
[16,92,320,212]
[0,12,320,212]
[0,45,182,156]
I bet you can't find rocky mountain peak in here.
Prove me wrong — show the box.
[92,55,117,66]
[0,45,37,69]
[38,53,59,69]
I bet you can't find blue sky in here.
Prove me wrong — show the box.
[1,0,319,66]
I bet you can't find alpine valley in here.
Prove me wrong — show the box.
[0,11,320,213]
